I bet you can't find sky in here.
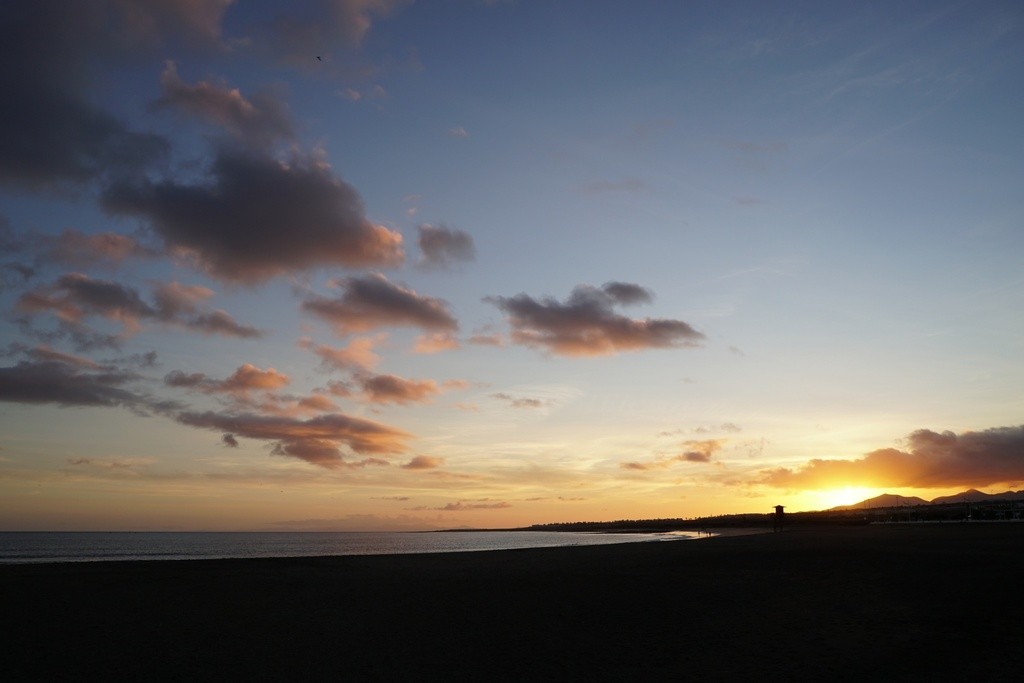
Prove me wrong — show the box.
[1,0,1023,531]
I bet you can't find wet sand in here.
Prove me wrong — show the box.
[3,523,1023,680]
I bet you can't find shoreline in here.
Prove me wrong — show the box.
[4,524,1022,679]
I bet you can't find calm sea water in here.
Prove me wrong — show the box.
[0,530,702,564]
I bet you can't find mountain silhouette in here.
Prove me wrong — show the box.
[929,489,1024,505]
[831,489,1024,510]
[832,494,928,510]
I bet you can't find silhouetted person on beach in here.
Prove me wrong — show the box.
[773,505,785,532]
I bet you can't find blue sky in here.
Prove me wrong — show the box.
[1,1,1022,530]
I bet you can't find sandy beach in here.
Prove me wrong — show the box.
[3,523,1022,681]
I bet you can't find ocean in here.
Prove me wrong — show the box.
[0,530,703,564]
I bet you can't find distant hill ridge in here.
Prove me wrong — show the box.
[833,489,1024,510]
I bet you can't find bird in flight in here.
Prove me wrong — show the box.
[316,56,322,61]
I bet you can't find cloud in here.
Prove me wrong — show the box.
[32,229,160,268]
[357,373,441,405]
[621,439,724,471]
[152,282,261,338]
[467,327,504,347]
[620,460,670,471]
[757,426,1024,489]
[339,85,388,102]
[102,146,404,283]
[176,410,411,467]
[297,394,338,413]
[409,500,512,511]
[679,439,724,463]
[601,282,654,305]
[413,332,459,354]
[401,455,444,470]
[303,273,458,335]
[491,392,548,409]
[222,433,239,448]
[417,224,476,269]
[25,345,100,369]
[260,0,409,64]
[102,1,233,49]
[18,274,261,339]
[185,310,262,338]
[19,273,155,335]
[692,422,742,435]
[0,2,232,188]
[164,363,289,395]
[166,365,341,418]
[0,360,147,409]
[67,457,144,470]
[153,61,295,148]
[486,282,704,357]
[447,126,469,138]
[299,336,381,372]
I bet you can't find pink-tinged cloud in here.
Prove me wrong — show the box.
[417,224,475,269]
[18,274,261,339]
[486,282,703,357]
[175,410,411,467]
[18,273,153,334]
[621,439,723,470]
[756,426,1024,490]
[299,336,381,372]
[35,229,159,267]
[154,61,295,148]
[302,273,457,335]
[297,394,338,413]
[221,364,289,392]
[324,380,354,397]
[102,147,404,283]
[26,345,99,368]
[402,455,444,470]
[165,363,289,395]
[357,373,441,405]
[414,332,459,354]
[491,392,548,409]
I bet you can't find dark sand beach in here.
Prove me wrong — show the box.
[4,523,1023,681]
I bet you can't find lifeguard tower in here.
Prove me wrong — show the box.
[773,505,785,532]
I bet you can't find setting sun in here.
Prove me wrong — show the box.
[811,487,888,511]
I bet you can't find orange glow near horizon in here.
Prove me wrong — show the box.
[807,487,889,511]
